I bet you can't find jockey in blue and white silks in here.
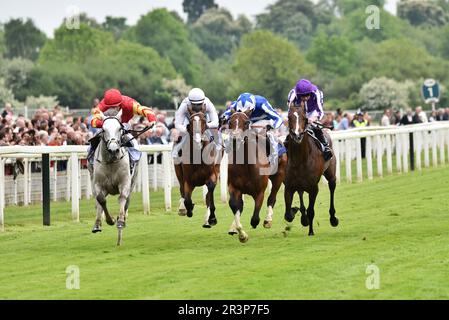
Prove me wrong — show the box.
[287,79,332,160]
[222,93,284,166]
[172,88,220,161]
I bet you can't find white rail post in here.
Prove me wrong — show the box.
[402,133,409,173]
[66,157,71,201]
[0,157,4,232]
[356,138,363,182]
[424,131,430,168]
[141,152,150,215]
[376,135,383,177]
[431,130,438,167]
[439,130,445,164]
[416,131,422,171]
[366,136,373,180]
[345,139,352,183]
[53,160,58,201]
[333,140,341,184]
[153,153,158,191]
[385,134,393,175]
[24,158,29,205]
[162,151,172,211]
[136,158,142,193]
[71,153,79,222]
[395,134,402,173]
[220,153,228,203]
[447,129,449,161]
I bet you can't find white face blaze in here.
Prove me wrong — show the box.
[193,116,202,144]
[294,112,300,136]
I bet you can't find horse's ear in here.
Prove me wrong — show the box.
[116,109,123,121]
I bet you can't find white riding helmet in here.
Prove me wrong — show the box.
[236,93,256,112]
[188,88,206,105]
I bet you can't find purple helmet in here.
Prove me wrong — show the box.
[295,79,317,96]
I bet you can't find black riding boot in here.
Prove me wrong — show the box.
[313,127,333,161]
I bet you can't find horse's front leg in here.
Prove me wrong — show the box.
[183,181,195,218]
[307,186,319,236]
[203,180,217,228]
[95,188,114,226]
[92,199,103,233]
[117,185,131,246]
[228,187,248,243]
[250,191,264,229]
[175,164,187,216]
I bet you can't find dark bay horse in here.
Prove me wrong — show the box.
[284,102,338,236]
[174,106,221,228]
[226,111,287,243]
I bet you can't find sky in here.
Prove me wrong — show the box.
[0,0,398,37]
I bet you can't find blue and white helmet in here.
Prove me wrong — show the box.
[236,93,256,112]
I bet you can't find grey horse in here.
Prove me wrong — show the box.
[88,109,139,246]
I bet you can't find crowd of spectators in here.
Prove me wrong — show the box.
[2,101,449,149]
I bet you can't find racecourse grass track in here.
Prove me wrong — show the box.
[1,165,449,299]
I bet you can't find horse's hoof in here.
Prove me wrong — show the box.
[284,214,294,223]
[228,230,238,236]
[285,225,292,232]
[208,218,217,226]
[117,221,126,229]
[187,212,193,218]
[106,219,115,226]
[202,224,212,229]
[178,209,187,216]
[250,218,260,229]
[239,234,249,243]
[263,220,272,229]
[330,217,339,227]
[92,226,102,233]
[301,215,309,227]
[308,232,315,236]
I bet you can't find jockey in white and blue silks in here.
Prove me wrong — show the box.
[287,79,332,160]
[222,93,284,165]
[172,88,220,161]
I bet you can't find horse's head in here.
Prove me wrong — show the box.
[288,101,307,144]
[100,109,125,157]
[187,104,207,149]
[229,109,251,137]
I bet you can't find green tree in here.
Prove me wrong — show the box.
[0,58,34,93]
[0,28,5,58]
[190,8,252,60]
[183,0,218,23]
[397,0,448,27]
[102,16,129,40]
[439,24,449,59]
[39,23,114,65]
[231,30,315,107]
[84,40,178,107]
[306,32,356,75]
[256,0,333,49]
[359,77,411,110]
[4,18,46,61]
[126,9,200,84]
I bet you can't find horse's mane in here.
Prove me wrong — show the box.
[103,108,120,117]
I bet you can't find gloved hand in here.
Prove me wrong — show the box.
[265,124,273,131]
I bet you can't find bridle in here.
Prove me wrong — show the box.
[288,105,307,145]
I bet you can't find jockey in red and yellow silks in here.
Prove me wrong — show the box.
[91,89,156,128]
[88,89,157,172]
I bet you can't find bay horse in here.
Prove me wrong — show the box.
[174,105,221,228]
[226,110,287,243]
[284,102,338,236]
[89,109,140,246]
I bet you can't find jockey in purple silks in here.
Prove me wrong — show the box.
[287,79,333,161]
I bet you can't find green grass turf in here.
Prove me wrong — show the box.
[1,165,449,300]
